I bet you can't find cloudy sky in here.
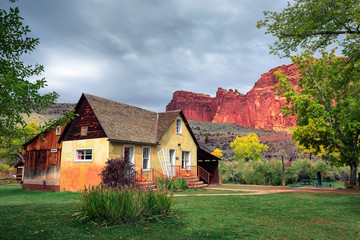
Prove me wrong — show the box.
[3,0,293,112]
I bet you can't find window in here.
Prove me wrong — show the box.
[56,126,61,135]
[142,147,151,170]
[75,149,93,162]
[81,126,88,136]
[176,118,182,134]
[181,151,190,169]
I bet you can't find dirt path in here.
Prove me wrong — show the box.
[174,185,360,197]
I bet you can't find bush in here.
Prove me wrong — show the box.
[219,158,351,186]
[99,158,135,187]
[74,185,174,226]
[155,177,188,191]
[0,164,15,173]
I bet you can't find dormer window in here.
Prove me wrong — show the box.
[81,126,88,136]
[56,126,61,135]
[176,118,182,134]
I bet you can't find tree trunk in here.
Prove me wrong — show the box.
[349,163,357,186]
[281,156,285,187]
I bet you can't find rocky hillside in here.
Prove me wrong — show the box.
[167,64,299,132]
[188,121,296,161]
[23,103,297,161]
[21,103,75,125]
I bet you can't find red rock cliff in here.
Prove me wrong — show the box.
[166,64,299,132]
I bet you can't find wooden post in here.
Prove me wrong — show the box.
[281,156,285,187]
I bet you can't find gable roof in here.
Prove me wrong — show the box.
[61,93,191,145]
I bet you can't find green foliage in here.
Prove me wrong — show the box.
[220,159,350,186]
[275,50,360,185]
[230,133,268,161]
[204,136,209,144]
[257,0,360,58]
[155,177,188,191]
[258,0,360,186]
[74,185,174,226]
[0,121,40,164]
[0,163,15,173]
[0,5,58,138]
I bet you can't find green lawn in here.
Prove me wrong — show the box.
[1,185,359,239]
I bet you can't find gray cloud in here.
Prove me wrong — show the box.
[5,0,292,111]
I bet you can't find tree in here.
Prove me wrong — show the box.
[257,0,360,59]
[258,0,360,186]
[0,4,58,139]
[211,148,223,159]
[0,121,40,164]
[230,133,268,161]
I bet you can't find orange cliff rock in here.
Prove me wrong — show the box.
[166,64,299,132]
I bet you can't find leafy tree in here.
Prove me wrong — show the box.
[211,148,223,159]
[275,50,360,186]
[204,136,209,144]
[257,0,360,59]
[0,4,58,139]
[0,121,40,164]
[258,0,360,186]
[230,133,268,161]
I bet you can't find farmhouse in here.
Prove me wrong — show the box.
[23,93,219,191]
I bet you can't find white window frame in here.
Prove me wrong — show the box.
[142,146,151,171]
[181,151,191,170]
[176,118,182,134]
[56,126,61,136]
[74,148,93,162]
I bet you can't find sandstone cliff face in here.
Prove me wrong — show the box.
[166,64,299,132]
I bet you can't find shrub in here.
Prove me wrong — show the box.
[155,177,188,191]
[0,164,15,173]
[74,185,174,226]
[219,158,351,186]
[99,158,135,187]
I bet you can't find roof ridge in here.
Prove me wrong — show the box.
[83,93,157,114]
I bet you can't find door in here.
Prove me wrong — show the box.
[124,146,135,166]
[168,149,175,177]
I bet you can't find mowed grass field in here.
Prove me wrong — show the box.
[0,185,359,240]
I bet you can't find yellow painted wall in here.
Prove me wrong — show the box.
[154,116,197,172]
[60,138,109,191]
[109,142,154,172]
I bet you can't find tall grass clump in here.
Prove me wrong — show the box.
[155,177,188,191]
[74,185,174,226]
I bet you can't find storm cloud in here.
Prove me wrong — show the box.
[3,0,292,111]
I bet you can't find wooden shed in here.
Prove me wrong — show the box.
[23,124,65,191]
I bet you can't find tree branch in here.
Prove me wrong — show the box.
[284,30,360,37]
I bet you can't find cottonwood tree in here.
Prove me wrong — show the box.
[0,4,58,139]
[211,148,223,159]
[258,0,360,186]
[230,133,268,161]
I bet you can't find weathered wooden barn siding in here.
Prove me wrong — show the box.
[62,97,106,141]
[23,125,64,191]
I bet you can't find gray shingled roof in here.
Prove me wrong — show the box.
[84,94,181,144]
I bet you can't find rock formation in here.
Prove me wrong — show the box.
[166,64,299,132]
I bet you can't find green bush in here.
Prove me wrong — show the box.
[220,158,351,186]
[74,185,174,226]
[0,164,15,173]
[155,177,188,191]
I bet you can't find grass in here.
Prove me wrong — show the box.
[1,185,359,239]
